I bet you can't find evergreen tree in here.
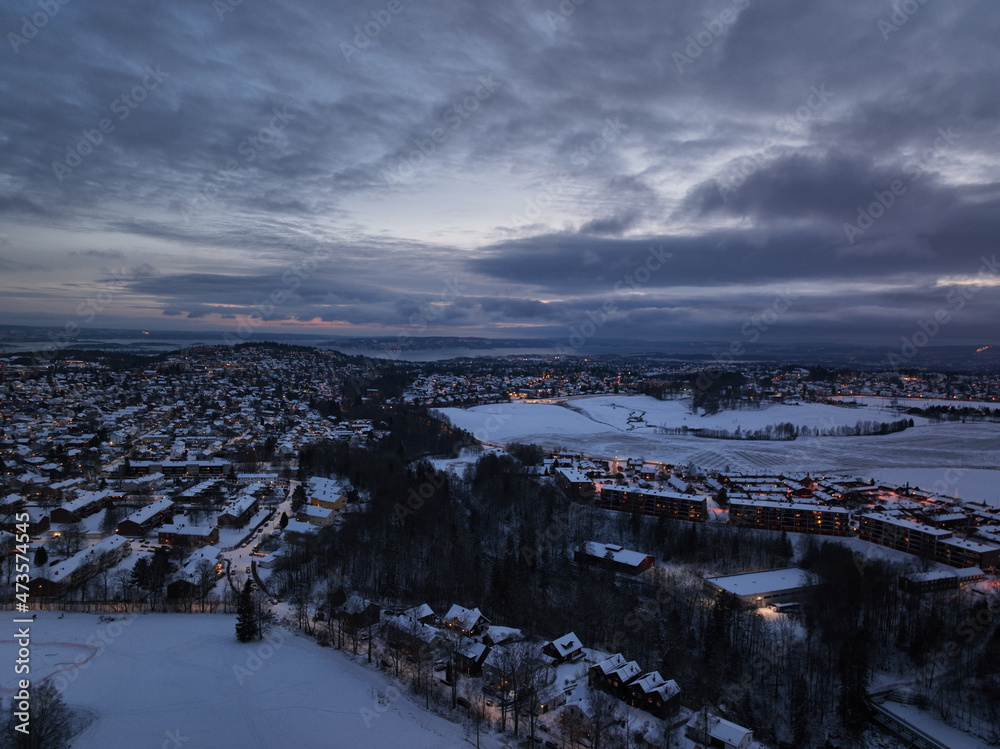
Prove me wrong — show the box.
[236,580,257,642]
[33,545,48,568]
[279,512,289,529]
[148,547,169,597]
[129,557,150,590]
[291,485,307,512]
[99,505,122,536]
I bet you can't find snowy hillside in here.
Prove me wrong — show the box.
[1,612,495,749]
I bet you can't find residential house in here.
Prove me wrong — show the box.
[589,653,642,698]
[216,492,259,528]
[116,498,174,536]
[575,542,655,576]
[442,604,490,636]
[158,523,219,548]
[454,641,491,676]
[341,594,380,635]
[542,632,584,664]
[626,671,681,718]
[686,712,754,749]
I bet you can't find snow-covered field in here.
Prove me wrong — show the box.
[1,612,488,749]
[438,396,1000,506]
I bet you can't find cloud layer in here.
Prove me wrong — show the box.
[1,0,998,348]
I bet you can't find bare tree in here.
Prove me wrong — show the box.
[589,688,622,749]
[54,521,84,558]
[4,679,72,749]
[463,681,490,749]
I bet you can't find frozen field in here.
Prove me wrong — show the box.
[1,612,492,749]
[438,396,1000,505]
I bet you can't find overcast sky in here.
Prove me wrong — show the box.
[1,0,998,349]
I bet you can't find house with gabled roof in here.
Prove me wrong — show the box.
[686,712,754,749]
[542,632,584,664]
[626,670,681,718]
[442,604,490,636]
[454,641,491,676]
[404,603,436,624]
[589,653,642,698]
[116,497,174,536]
[216,491,258,528]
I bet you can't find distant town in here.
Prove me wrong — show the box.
[2,343,998,749]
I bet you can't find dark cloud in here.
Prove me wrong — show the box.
[0,0,997,347]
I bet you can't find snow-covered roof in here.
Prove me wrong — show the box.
[42,535,129,584]
[61,489,110,512]
[443,604,488,631]
[458,641,489,660]
[548,632,582,657]
[729,497,849,513]
[485,625,522,644]
[159,523,215,536]
[404,603,435,621]
[175,547,221,580]
[860,512,953,537]
[609,660,642,684]
[631,671,680,700]
[710,716,752,746]
[592,653,628,675]
[705,567,817,598]
[121,497,174,526]
[219,492,257,517]
[284,519,320,536]
[581,541,652,568]
[904,567,984,583]
[385,614,439,644]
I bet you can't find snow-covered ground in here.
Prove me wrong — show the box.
[2,612,496,749]
[427,446,506,476]
[438,396,1000,506]
[440,395,932,441]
